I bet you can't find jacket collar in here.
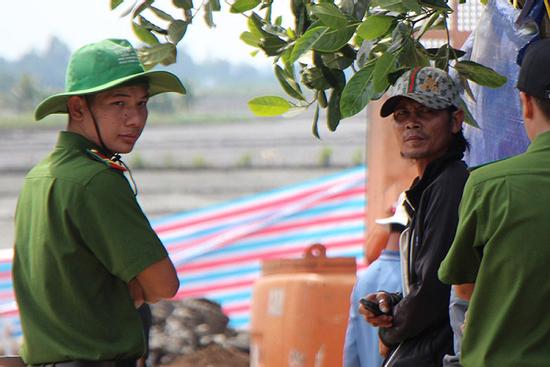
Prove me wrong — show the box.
[404,149,464,216]
[527,130,550,154]
[56,131,109,156]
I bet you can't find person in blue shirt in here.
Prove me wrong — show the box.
[343,194,407,367]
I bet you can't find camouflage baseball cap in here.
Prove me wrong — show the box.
[380,67,461,117]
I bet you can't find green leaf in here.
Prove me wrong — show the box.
[139,16,167,34]
[263,24,288,38]
[388,22,412,54]
[290,26,329,63]
[301,67,332,90]
[398,39,430,68]
[457,97,479,128]
[312,104,321,139]
[318,90,328,108]
[132,21,160,45]
[310,3,348,29]
[173,0,194,10]
[295,6,309,37]
[247,13,266,37]
[168,20,187,43]
[372,52,397,93]
[321,67,346,90]
[275,15,283,26]
[133,0,154,17]
[260,35,287,56]
[327,89,342,131]
[204,3,215,27]
[401,0,423,12]
[281,47,293,71]
[370,0,408,12]
[248,96,293,116]
[209,0,222,11]
[454,61,507,88]
[313,24,357,52]
[275,65,306,100]
[340,64,376,117]
[459,75,476,102]
[416,11,441,39]
[231,0,261,13]
[424,44,466,60]
[357,15,396,41]
[387,67,408,85]
[341,0,369,21]
[138,43,177,69]
[111,0,124,10]
[419,0,452,11]
[321,52,355,70]
[149,6,175,21]
[240,31,262,47]
[291,0,306,18]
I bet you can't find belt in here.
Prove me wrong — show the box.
[33,360,135,367]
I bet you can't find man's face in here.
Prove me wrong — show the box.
[86,84,149,154]
[391,98,462,164]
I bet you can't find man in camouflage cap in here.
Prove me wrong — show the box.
[360,66,469,366]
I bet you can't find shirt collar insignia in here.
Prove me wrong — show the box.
[86,149,127,172]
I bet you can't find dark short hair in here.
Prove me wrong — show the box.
[447,106,470,156]
[533,96,550,121]
[116,76,150,89]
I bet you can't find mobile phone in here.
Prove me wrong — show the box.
[360,298,386,316]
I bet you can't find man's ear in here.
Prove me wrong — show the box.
[520,91,534,121]
[451,109,464,134]
[66,96,86,120]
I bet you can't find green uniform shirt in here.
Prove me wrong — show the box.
[439,131,550,367]
[13,131,169,364]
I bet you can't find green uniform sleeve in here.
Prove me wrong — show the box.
[438,176,484,284]
[76,170,168,282]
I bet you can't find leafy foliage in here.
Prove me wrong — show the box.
[113,0,508,133]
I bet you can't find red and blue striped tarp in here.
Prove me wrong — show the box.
[0,165,366,346]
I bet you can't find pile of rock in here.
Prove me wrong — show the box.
[148,298,249,367]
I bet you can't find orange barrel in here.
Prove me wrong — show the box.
[250,244,357,367]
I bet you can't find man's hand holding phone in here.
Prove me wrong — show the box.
[358,292,393,328]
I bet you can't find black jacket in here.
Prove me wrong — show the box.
[380,151,469,367]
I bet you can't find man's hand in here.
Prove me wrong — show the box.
[358,292,393,328]
[128,278,145,308]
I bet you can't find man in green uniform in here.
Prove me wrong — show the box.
[13,39,184,366]
[439,38,550,367]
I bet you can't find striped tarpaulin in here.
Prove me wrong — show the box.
[0,165,366,345]
[155,165,367,328]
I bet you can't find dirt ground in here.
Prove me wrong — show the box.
[164,344,249,367]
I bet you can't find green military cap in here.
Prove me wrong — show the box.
[34,38,186,120]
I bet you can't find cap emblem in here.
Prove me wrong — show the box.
[420,76,440,93]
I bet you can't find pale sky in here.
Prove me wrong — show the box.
[0,0,276,69]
